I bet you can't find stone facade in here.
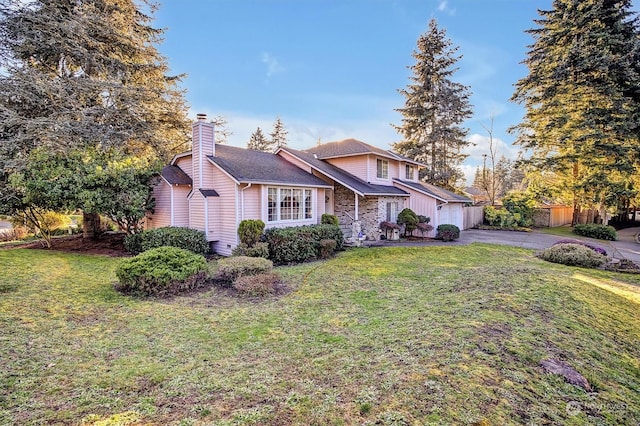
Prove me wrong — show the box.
[334,183,408,240]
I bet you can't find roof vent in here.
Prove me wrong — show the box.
[196,113,207,122]
[313,153,318,159]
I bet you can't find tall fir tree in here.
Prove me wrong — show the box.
[510,0,640,224]
[247,127,270,151]
[0,0,190,236]
[393,19,473,190]
[269,116,288,150]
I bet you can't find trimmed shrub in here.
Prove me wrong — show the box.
[319,239,337,259]
[538,243,608,268]
[553,239,607,256]
[264,224,343,264]
[237,219,265,247]
[115,246,208,297]
[573,224,618,241]
[231,241,269,258]
[124,227,209,255]
[436,224,460,241]
[397,208,419,236]
[233,273,280,296]
[502,191,536,226]
[416,222,434,237]
[417,215,431,224]
[215,256,273,284]
[321,213,339,226]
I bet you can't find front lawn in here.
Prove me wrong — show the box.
[1,245,639,425]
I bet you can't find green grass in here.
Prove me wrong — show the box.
[539,225,576,238]
[1,245,639,425]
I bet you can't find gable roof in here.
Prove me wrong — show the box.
[305,138,424,166]
[280,147,409,197]
[207,144,332,187]
[393,179,471,203]
[161,165,192,186]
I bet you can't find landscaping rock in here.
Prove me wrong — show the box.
[540,359,592,391]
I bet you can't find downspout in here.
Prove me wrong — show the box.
[241,183,253,221]
[204,195,209,240]
[170,184,175,226]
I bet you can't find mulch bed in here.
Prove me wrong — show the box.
[3,233,129,257]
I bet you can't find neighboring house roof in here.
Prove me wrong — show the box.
[280,147,409,197]
[464,186,485,197]
[161,165,192,186]
[306,138,424,166]
[207,144,332,187]
[393,179,472,203]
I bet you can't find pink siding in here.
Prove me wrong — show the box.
[326,156,369,181]
[173,186,190,227]
[209,167,239,256]
[317,188,326,218]
[174,155,193,178]
[277,151,313,172]
[189,194,206,233]
[396,185,438,237]
[240,184,262,220]
[149,180,172,228]
[191,121,215,189]
[367,155,400,185]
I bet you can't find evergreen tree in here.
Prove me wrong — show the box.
[270,116,288,150]
[247,127,270,151]
[0,0,190,236]
[393,19,473,190]
[510,0,640,224]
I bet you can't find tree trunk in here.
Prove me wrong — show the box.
[82,212,101,239]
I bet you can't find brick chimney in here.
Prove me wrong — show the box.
[192,113,215,189]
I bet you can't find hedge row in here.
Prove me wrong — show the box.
[263,224,343,264]
[124,227,209,255]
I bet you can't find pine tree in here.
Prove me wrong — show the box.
[247,127,270,151]
[270,116,288,150]
[511,0,640,224]
[393,19,473,190]
[0,0,190,236]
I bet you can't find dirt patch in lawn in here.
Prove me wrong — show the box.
[2,233,129,257]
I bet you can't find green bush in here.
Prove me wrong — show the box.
[264,224,343,264]
[502,191,536,226]
[573,224,618,241]
[215,256,273,284]
[114,246,208,297]
[436,224,460,241]
[231,241,269,258]
[124,227,209,255]
[538,243,608,268]
[417,215,430,224]
[233,273,280,297]
[397,208,419,236]
[484,206,517,228]
[237,219,265,247]
[321,213,339,226]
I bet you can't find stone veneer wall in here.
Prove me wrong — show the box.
[334,183,408,240]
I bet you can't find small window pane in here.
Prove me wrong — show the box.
[268,188,277,222]
[377,159,388,179]
[304,190,312,219]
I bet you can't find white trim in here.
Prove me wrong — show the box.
[169,151,192,165]
[198,125,203,189]
[170,184,175,226]
[241,183,252,221]
[204,196,209,240]
[206,157,240,184]
[355,193,359,220]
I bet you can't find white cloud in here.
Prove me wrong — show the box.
[437,1,456,15]
[261,52,285,78]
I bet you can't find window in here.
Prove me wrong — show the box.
[405,165,415,180]
[377,158,389,179]
[386,202,399,222]
[267,187,314,222]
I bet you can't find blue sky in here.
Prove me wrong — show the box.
[153,0,636,184]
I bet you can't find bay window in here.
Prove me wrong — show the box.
[267,187,313,222]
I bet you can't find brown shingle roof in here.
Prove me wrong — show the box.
[394,179,471,203]
[208,145,332,187]
[305,139,424,166]
[161,165,192,186]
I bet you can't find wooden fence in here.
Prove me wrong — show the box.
[463,206,484,229]
[532,206,573,227]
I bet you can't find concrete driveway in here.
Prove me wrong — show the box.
[372,228,640,263]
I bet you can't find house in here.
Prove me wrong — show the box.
[148,115,471,255]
